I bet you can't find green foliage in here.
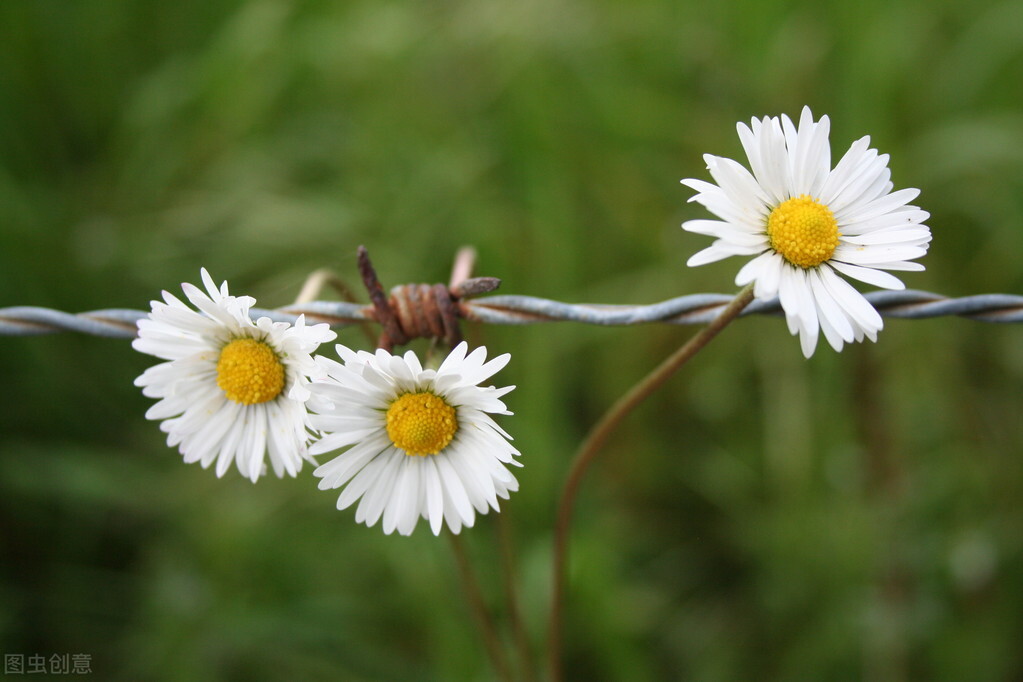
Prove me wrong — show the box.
[2,0,1023,679]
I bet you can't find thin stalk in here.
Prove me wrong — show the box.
[547,284,755,682]
[497,510,536,682]
[448,531,514,682]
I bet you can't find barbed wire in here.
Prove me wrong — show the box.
[2,289,1021,339]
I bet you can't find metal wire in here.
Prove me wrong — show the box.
[2,289,1022,339]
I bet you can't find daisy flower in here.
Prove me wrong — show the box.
[133,268,336,482]
[307,342,520,536]
[681,106,932,357]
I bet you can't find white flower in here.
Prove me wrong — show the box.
[307,342,520,536]
[681,106,932,357]
[133,268,336,482]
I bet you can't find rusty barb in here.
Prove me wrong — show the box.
[357,246,501,352]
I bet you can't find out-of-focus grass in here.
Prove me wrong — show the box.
[2,0,1023,679]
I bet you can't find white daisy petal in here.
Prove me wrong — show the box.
[798,323,819,358]
[134,269,336,480]
[399,459,426,535]
[686,182,769,227]
[832,244,929,265]
[681,108,930,356]
[435,455,476,527]
[424,458,446,536]
[840,208,930,236]
[686,245,740,267]
[209,410,245,470]
[827,152,891,215]
[867,260,926,272]
[838,187,921,224]
[683,220,768,248]
[839,227,932,246]
[818,136,873,205]
[706,156,772,213]
[753,252,786,300]
[818,265,884,335]
[437,341,470,374]
[829,260,906,290]
[382,458,416,535]
[810,268,855,345]
[448,442,498,513]
[779,266,818,337]
[313,435,387,489]
[736,253,773,290]
[814,299,847,353]
[308,342,519,535]
[351,451,402,523]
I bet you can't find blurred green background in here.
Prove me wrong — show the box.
[2,0,1023,680]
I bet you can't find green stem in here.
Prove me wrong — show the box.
[497,510,536,682]
[547,284,755,682]
[448,531,514,682]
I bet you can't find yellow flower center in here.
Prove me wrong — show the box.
[766,195,841,268]
[216,338,286,405]
[385,391,458,456]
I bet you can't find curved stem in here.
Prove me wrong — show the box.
[497,510,536,682]
[547,284,755,681]
[448,531,514,682]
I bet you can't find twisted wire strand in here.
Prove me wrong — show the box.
[1,290,1022,339]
